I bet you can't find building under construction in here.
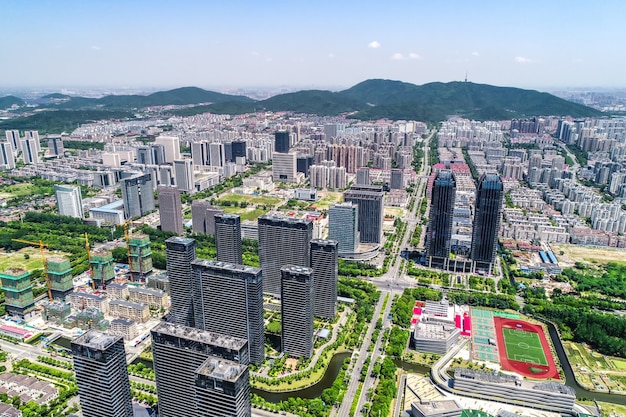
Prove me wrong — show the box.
[46,257,74,300]
[42,300,71,324]
[89,250,115,287]
[0,268,35,318]
[128,234,153,281]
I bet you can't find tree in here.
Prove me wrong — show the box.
[112,246,128,264]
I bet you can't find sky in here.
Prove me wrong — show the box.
[1,0,625,90]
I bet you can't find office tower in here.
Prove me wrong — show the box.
[191,200,224,235]
[209,142,225,167]
[280,266,314,359]
[0,141,16,169]
[471,173,504,274]
[128,234,153,281]
[224,141,233,162]
[121,173,155,219]
[55,184,84,218]
[258,214,312,296]
[71,331,133,417]
[191,141,209,166]
[328,202,359,256]
[47,257,73,300]
[23,130,40,152]
[19,136,40,164]
[154,135,180,163]
[232,140,247,160]
[47,136,64,157]
[296,155,313,177]
[310,239,338,319]
[136,146,154,165]
[272,152,297,182]
[151,143,167,165]
[151,322,250,417]
[343,185,384,244]
[214,213,242,264]
[166,237,197,327]
[5,130,20,150]
[275,131,290,153]
[0,268,34,317]
[158,185,184,235]
[173,159,194,192]
[390,169,404,190]
[191,260,264,364]
[426,170,456,269]
[90,250,115,287]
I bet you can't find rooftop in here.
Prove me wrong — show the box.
[72,330,119,350]
[191,258,261,275]
[196,358,246,381]
[153,321,247,351]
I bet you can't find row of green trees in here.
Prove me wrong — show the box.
[390,287,442,328]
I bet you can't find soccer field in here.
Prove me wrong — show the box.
[502,328,548,366]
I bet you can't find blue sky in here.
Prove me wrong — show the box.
[1,0,624,89]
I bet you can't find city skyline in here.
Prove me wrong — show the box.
[1,1,625,89]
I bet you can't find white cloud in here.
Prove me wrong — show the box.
[514,56,533,63]
[251,51,260,57]
[328,53,335,59]
[91,45,101,50]
[368,41,381,49]
[391,53,405,60]
[408,52,421,60]
[392,52,420,61]
[471,51,479,57]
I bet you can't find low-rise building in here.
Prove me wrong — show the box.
[109,318,138,341]
[68,292,109,314]
[128,286,168,309]
[106,283,129,300]
[109,299,149,323]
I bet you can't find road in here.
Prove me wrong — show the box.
[335,131,434,417]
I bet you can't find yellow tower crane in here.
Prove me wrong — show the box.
[11,239,52,301]
[124,222,134,282]
[85,233,95,290]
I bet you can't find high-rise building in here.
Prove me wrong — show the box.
[214,213,242,264]
[191,260,264,365]
[47,136,64,157]
[272,152,297,183]
[209,142,225,167]
[281,265,314,359]
[471,173,504,274]
[191,141,209,166]
[0,141,16,169]
[191,201,224,235]
[0,268,34,318]
[328,202,359,256]
[151,143,167,165]
[165,237,197,327]
[46,257,73,300]
[310,239,338,319]
[128,234,153,281]
[173,159,194,192]
[136,146,154,165]
[151,322,250,417]
[71,331,133,417]
[121,173,155,219]
[154,135,180,163]
[19,136,40,164]
[390,169,404,190]
[258,214,312,296]
[231,140,247,160]
[90,250,115,287]
[5,130,20,150]
[158,185,184,235]
[343,185,384,244]
[275,131,290,153]
[426,170,456,269]
[55,184,84,218]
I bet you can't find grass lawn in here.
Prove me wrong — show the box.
[222,206,267,222]
[0,248,45,272]
[596,402,626,417]
[311,191,342,210]
[612,358,626,370]
[384,207,406,218]
[217,193,282,207]
[502,328,548,366]
[0,183,55,198]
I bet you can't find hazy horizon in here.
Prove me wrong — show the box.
[2,1,626,90]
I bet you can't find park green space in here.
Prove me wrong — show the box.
[311,192,342,210]
[216,193,282,207]
[384,207,406,219]
[0,248,46,272]
[222,207,268,222]
[502,328,547,366]
[0,182,55,198]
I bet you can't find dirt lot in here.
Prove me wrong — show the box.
[550,243,626,267]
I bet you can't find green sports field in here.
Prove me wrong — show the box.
[502,328,548,366]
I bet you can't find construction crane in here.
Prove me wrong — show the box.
[11,239,53,301]
[124,222,134,282]
[85,233,95,290]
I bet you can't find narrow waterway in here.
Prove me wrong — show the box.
[545,321,626,405]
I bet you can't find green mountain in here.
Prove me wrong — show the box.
[0,95,25,110]
[41,93,71,99]
[0,110,135,134]
[53,87,254,110]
